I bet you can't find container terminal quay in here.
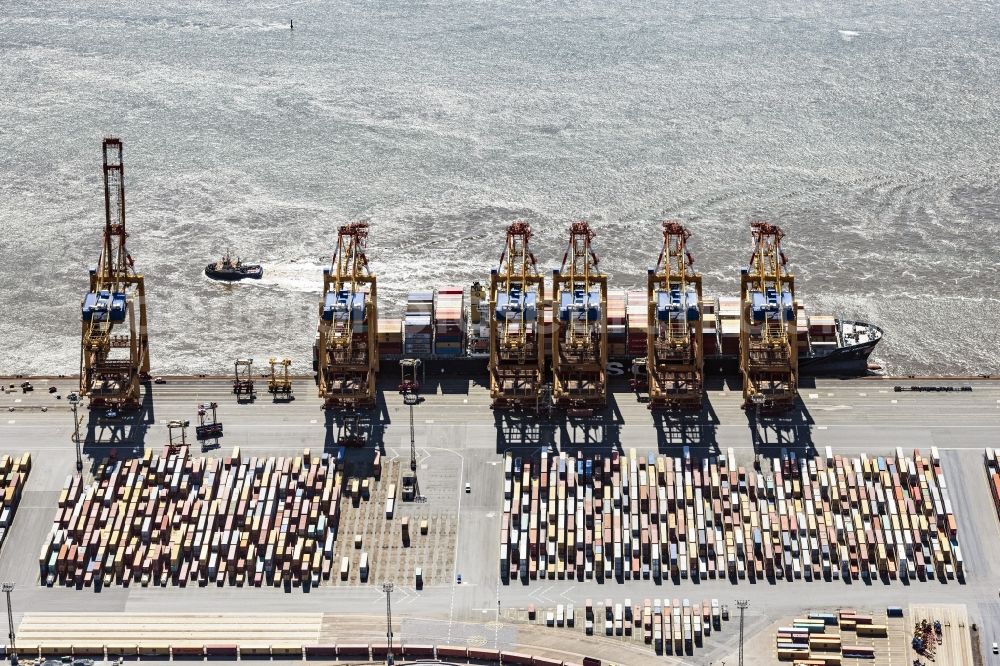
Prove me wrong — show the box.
[2,139,1000,666]
[3,376,1000,666]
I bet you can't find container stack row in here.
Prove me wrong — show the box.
[389,282,845,360]
[434,287,465,356]
[500,446,962,585]
[715,296,741,355]
[700,299,717,356]
[403,291,434,357]
[626,292,647,357]
[593,597,722,656]
[467,282,490,355]
[794,301,808,354]
[40,447,345,588]
[776,608,883,662]
[0,453,31,549]
[986,449,1000,520]
[808,314,838,356]
[542,305,556,360]
[606,290,627,357]
[377,319,403,356]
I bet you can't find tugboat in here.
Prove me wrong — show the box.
[205,251,263,281]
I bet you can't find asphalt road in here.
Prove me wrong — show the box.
[3,375,1000,660]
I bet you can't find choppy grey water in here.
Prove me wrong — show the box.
[1,0,998,376]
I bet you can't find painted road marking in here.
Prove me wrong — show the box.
[859,392,867,397]
[809,394,819,399]
[6,420,13,424]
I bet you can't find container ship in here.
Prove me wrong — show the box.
[310,222,882,394]
[74,140,882,417]
[315,284,882,378]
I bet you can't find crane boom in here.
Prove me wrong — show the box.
[97,139,132,289]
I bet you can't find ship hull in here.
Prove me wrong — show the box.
[368,335,880,379]
[698,335,880,377]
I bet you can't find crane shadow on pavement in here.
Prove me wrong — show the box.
[746,395,816,459]
[651,395,721,456]
[81,382,156,463]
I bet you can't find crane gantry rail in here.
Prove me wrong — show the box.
[489,222,545,411]
[646,221,704,410]
[739,221,798,412]
[317,222,378,409]
[552,221,608,412]
[79,138,150,411]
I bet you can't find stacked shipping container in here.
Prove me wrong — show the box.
[716,296,741,356]
[607,290,627,358]
[985,448,1000,521]
[500,447,962,585]
[584,597,726,656]
[403,291,434,357]
[809,315,838,357]
[382,282,858,362]
[0,453,31,550]
[468,282,490,355]
[41,448,344,588]
[701,299,718,357]
[377,319,402,356]
[775,609,883,662]
[625,291,647,357]
[434,287,465,356]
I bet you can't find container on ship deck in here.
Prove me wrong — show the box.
[377,319,402,342]
[717,297,740,317]
[809,315,836,335]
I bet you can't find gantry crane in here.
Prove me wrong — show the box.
[79,138,150,411]
[552,222,607,412]
[268,357,293,399]
[233,358,255,402]
[646,221,704,409]
[489,222,545,410]
[318,222,378,409]
[739,221,798,412]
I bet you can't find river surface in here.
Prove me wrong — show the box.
[1,0,998,375]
